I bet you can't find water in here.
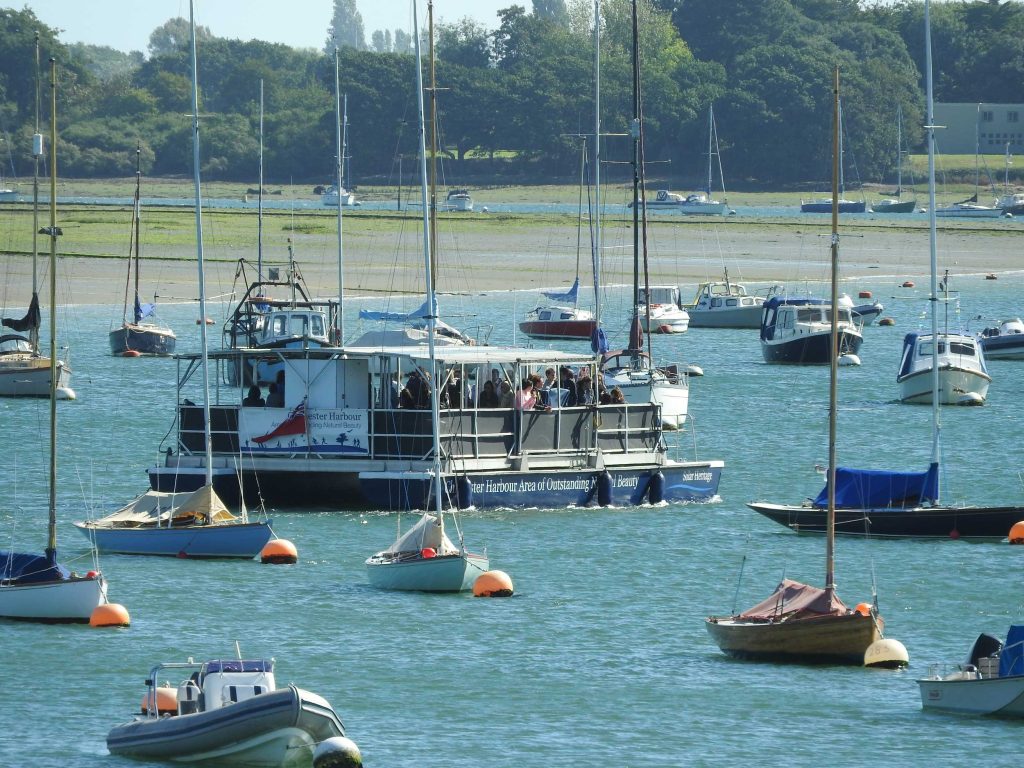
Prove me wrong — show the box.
[2,273,1024,767]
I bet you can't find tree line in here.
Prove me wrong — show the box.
[0,1,1022,189]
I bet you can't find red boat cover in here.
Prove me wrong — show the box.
[737,578,849,620]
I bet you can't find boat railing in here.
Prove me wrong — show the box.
[175,401,662,463]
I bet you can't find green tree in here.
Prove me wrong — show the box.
[436,19,492,68]
[148,17,212,57]
[325,0,366,52]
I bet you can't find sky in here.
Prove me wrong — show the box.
[22,1,511,55]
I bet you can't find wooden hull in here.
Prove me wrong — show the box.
[705,612,882,665]
[871,200,916,213]
[747,501,1024,539]
[109,324,177,356]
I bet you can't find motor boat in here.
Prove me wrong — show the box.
[919,626,1024,717]
[759,296,863,365]
[638,286,689,334]
[897,331,990,405]
[107,657,351,766]
[683,275,770,329]
[978,317,1024,360]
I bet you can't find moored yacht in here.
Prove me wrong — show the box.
[760,296,863,365]
[638,286,689,334]
[897,330,990,405]
[682,273,769,328]
[978,317,1024,360]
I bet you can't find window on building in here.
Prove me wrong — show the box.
[982,110,994,122]
[1009,111,1020,124]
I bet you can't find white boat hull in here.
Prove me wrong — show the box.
[0,574,106,622]
[0,357,74,399]
[897,367,990,405]
[365,552,489,592]
[919,675,1024,716]
[640,306,689,334]
[679,201,727,215]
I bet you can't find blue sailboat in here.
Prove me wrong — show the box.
[77,5,271,558]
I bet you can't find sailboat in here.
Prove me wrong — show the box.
[0,57,114,622]
[679,105,732,215]
[600,0,690,429]
[707,68,886,665]
[75,3,272,559]
[108,145,176,356]
[749,11,1024,540]
[996,143,1024,215]
[801,98,866,213]
[871,105,918,214]
[364,0,489,593]
[519,140,598,340]
[936,103,1003,218]
[321,93,357,207]
[1,35,73,400]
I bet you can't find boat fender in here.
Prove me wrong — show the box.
[313,736,363,768]
[456,476,473,509]
[421,547,437,559]
[646,472,665,504]
[597,471,613,507]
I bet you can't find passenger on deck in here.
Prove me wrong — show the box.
[576,374,594,405]
[499,380,514,408]
[478,380,500,408]
[610,386,626,404]
[266,382,284,407]
[243,384,265,407]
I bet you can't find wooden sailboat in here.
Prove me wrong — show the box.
[76,4,272,558]
[679,105,731,215]
[0,35,73,400]
[706,68,885,665]
[0,58,113,622]
[364,0,489,593]
[109,144,176,356]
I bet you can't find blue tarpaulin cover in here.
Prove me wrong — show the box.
[359,297,435,322]
[811,463,939,509]
[1000,625,1024,677]
[0,551,70,584]
[542,277,580,303]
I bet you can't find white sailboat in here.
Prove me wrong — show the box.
[0,36,73,400]
[680,105,732,215]
[365,0,489,593]
[0,58,111,622]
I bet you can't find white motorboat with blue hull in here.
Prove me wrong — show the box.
[108,658,349,766]
[919,626,1024,717]
[978,318,1024,360]
[760,296,863,365]
[148,345,722,511]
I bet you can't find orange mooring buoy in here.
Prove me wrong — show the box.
[260,538,298,564]
[90,602,131,628]
[902,280,915,288]
[858,290,872,299]
[473,570,514,597]
[1008,521,1024,544]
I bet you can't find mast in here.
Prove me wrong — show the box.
[838,98,845,198]
[31,32,41,354]
[591,0,603,349]
[924,0,941,487]
[132,143,142,323]
[628,0,643,358]
[826,65,840,598]
[574,139,587,313]
[974,103,981,200]
[45,56,59,565]
[896,103,903,195]
[189,0,214,491]
[428,0,438,287]
[413,0,445,533]
[258,79,264,283]
[706,104,713,196]
[333,47,345,341]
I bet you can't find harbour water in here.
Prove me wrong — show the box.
[2,272,1024,766]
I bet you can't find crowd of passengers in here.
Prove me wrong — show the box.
[394,365,625,411]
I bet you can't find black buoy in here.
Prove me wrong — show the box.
[597,471,613,506]
[456,475,473,509]
[646,471,665,504]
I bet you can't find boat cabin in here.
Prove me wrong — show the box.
[144,659,277,718]
[0,334,33,355]
[638,286,682,308]
[690,281,764,311]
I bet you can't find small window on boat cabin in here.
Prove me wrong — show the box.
[310,314,326,338]
[780,308,795,328]
[539,310,552,321]
[710,298,723,308]
[270,315,287,336]
[919,340,945,356]
[950,341,976,356]
[289,314,309,336]
[797,307,820,323]
[726,298,738,307]
[560,312,573,320]
[741,298,754,306]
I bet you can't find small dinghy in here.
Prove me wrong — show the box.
[107,657,350,766]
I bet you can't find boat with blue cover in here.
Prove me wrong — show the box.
[919,625,1024,717]
[107,657,349,765]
